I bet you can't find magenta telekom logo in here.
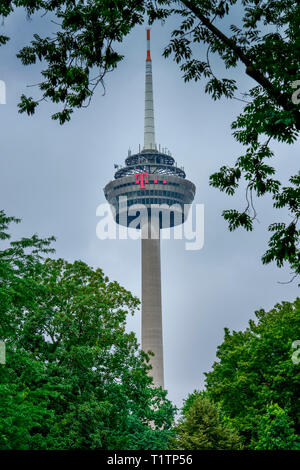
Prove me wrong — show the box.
[135,172,167,189]
[135,172,148,189]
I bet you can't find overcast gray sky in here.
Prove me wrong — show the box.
[0,6,299,409]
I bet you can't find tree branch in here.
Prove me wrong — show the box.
[180,0,299,127]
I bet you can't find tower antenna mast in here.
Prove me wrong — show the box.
[144,29,156,150]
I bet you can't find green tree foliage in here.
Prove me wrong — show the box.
[1,1,299,277]
[205,298,300,449]
[254,403,300,450]
[0,0,145,124]
[169,391,242,450]
[0,210,176,449]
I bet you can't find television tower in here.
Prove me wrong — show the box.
[104,29,196,388]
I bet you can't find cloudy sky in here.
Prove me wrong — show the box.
[0,6,299,409]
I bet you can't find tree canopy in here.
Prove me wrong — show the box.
[254,402,300,450]
[1,0,299,279]
[204,298,300,449]
[0,210,176,449]
[168,391,242,450]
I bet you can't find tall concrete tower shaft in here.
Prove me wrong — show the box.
[141,222,164,388]
[104,28,196,390]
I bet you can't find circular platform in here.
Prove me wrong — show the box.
[104,151,196,229]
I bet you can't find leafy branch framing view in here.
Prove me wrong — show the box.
[1,0,299,280]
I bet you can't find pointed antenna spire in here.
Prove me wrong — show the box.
[144,29,156,150]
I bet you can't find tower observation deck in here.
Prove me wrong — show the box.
[104,29,196,389]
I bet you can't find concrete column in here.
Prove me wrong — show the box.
[141,220,164,389]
